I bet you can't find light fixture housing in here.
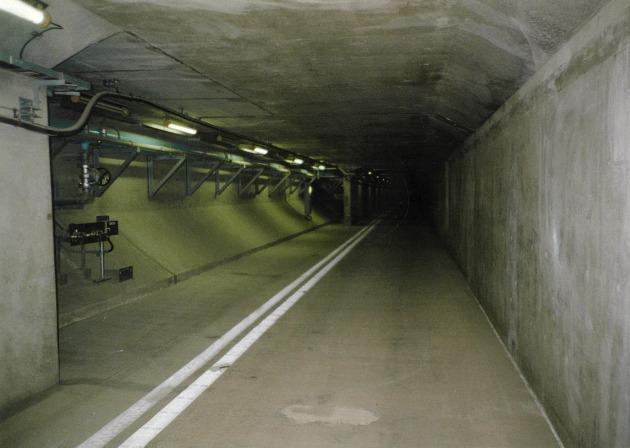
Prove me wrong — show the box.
[167,122,197,135]
[253,146,269,155]
[239,145,269,156]
[144,122,186,135]
[0,0,49,26]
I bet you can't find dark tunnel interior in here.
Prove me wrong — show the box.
[1,1,629,447]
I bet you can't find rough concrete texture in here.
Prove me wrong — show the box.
[150,222,558,447]
[0,225,358,445]
[54,146,328,326]
[432,0,630,446]
[0,0,604,170]
[0,72,58,418]
[0,0,118,67]
[0,222,558,447]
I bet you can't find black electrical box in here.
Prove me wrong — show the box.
[118,266,133,282]
[68,218,118,246]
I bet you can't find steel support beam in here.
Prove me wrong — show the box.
[186,160,222,196]
[288,178,302,195]
[94,148,139,197]
[147,155,186,198]
[215,166,245,197]
[268,172,292,196]
[297,176,317,196]
[255,179,269,196]
[238,169,264,197]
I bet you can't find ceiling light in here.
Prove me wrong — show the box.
[167,122,197,135]
[291,158,304,165]
[368,171,373,175]
[253,146,269,155]
[0,0,49,26]
[144,122,186,135]
[316,164,326,171]
[270,163,290,173]
[240,145,269,156]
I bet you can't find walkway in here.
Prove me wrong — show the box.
[0,221,558,447]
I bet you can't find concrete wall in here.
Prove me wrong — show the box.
[0,72,58,418]
[53,151,331,326]
[432,1,630,446]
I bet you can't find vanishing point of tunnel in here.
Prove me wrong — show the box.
[0,0,629,447]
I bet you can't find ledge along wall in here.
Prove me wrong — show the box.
[54,150,332,327]
[431,1,630,446]
[0,71,58,419]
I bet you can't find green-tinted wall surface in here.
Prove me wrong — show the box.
[54,153,329,327]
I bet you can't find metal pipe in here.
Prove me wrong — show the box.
[98,239,105,281]
[80,141,91,191]
[0,91,320,168]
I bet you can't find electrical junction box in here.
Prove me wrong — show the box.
[118,266,133,282]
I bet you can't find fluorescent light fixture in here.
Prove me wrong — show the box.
[144,122,186,135]
[253,146,269,155]
[316,164,326,171]
[270,163,290,173]
[291,158,304,165]
[0,0,48,25]
[167,122,197,135]
[240,145,269,156]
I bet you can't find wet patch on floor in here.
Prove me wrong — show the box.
[281,404,379,426]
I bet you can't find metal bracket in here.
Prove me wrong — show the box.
[298,176,317,196]
[268,172,292,196]
[147,155,186,198]
[288,177,303,195]
[94,147,139,197]
[255,178,270,196]
[238,169,264,197]
[215,165,245,197]
[186,159,222,196]
[0,51,90,92]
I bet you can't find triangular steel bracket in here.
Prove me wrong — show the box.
[215,165,245,197]
[147,155,186,198]
[186,160,223,196]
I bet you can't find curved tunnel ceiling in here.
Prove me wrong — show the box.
[30,0,615,169]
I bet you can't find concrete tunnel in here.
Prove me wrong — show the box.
[0,0,628,446]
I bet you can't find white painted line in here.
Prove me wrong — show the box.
[472,297,565,448]
[77,223,374,448]
[118,220,380,448]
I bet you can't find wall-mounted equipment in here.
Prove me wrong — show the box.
[67,216,120,283]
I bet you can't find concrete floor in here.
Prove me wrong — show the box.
[0,221,558,447]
